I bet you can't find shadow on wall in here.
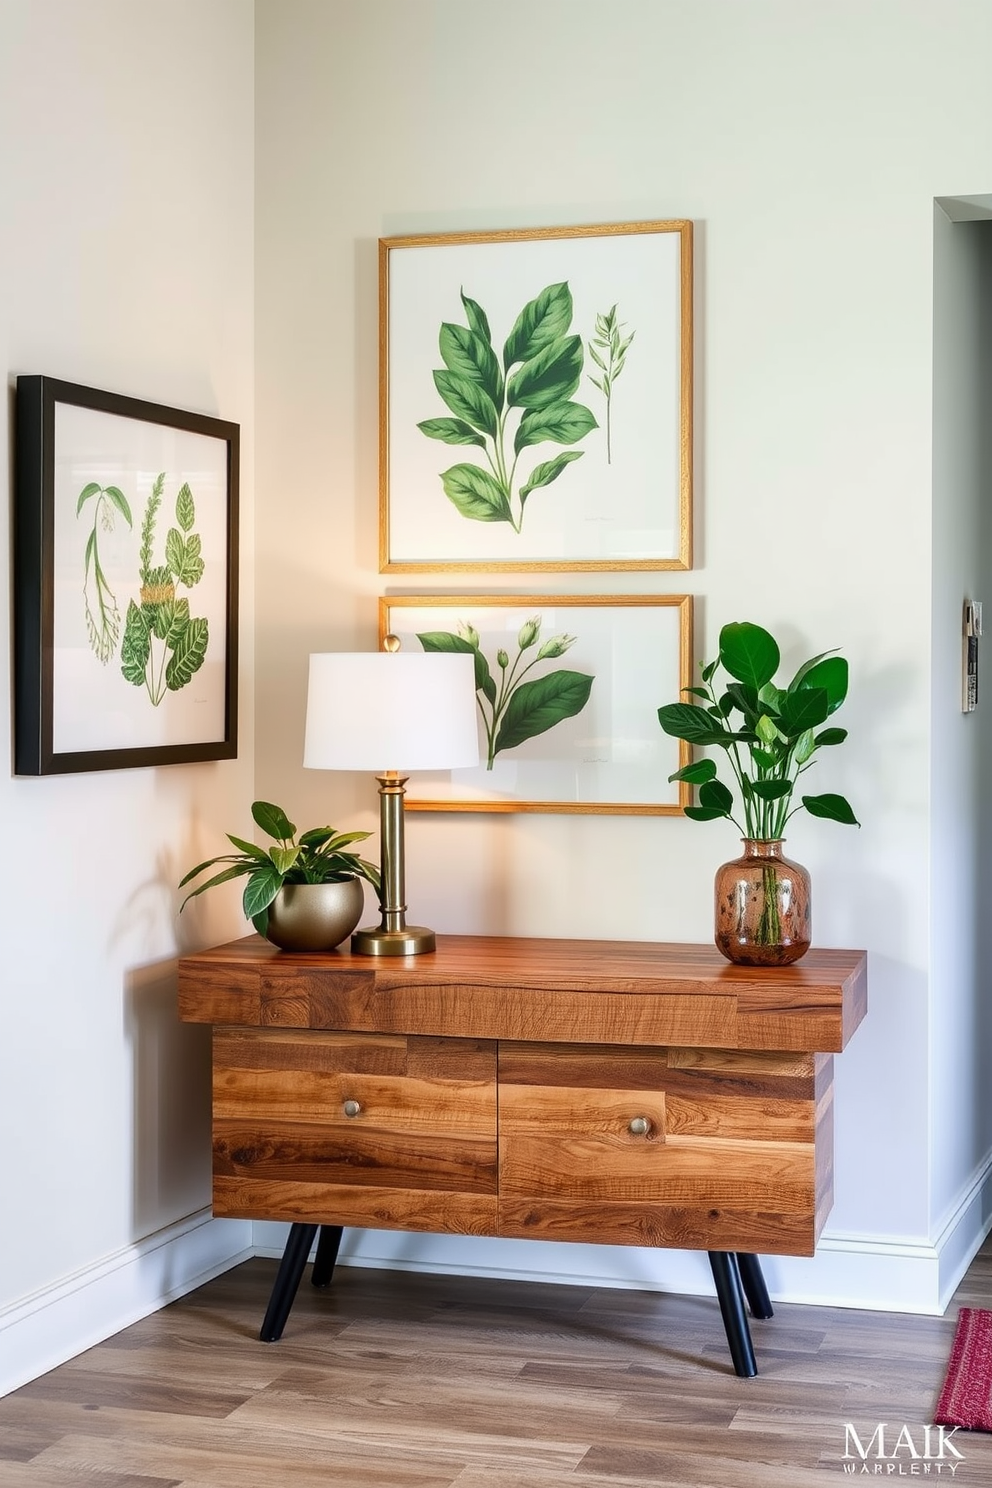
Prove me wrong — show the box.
[124,958,212,1240]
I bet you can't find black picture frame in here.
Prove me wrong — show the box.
[14,376,239,774]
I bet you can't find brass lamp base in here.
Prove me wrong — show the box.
[351,924,436,956]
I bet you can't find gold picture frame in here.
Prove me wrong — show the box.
[379,220,693,573]
[381,593,692,814]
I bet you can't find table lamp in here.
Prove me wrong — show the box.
[303,637,479,955]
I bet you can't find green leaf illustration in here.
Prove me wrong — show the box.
[494,669,593,753]
[441,464,512,523]
[165,616,208,691]
[519,451,583,507]
[76,481,103,513]
[176,482,195,532]
[432,369,498,436]
[175,532,204,588]
[587,304,635,463]
[165,527,186,580]
[150,598,173,641]
[417,417,486,447]
[162,596,191,648]
[120,601,150,686]
[439,322,503,408]
[77,482,132,663]
[139,473,165,585]
[503,282,573,370]
[417,628,496,703]
[514,400,598,452]
[460,289,491,344]
[506,335,583,411]
[420,282,599,535]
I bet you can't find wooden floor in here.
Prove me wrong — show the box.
[3,1242,992,1486]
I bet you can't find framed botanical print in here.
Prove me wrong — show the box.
[380,220,693,572]
[381,593,692,814]
[14,376,239,774]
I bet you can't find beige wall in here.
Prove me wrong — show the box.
[254,0,992,1305]
[0,0,255,1389]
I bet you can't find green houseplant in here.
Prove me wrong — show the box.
[179,800,381,951]
[657,621,858,965]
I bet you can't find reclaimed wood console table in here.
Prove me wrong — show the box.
[178,934,867,1377]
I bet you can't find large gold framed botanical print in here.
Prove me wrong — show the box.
[379,220,692,573]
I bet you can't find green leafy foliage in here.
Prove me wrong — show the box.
[120,601,150,685]
[76,481,134,664]
[139,473,165,585]
[179,799,381,930]
[123,476,210,706]
[658,621,858,838]
[587,304,634,464]
[418,282,597,534]
[165,616,208,691]
[494,670,594,753]
[418,616,594,770]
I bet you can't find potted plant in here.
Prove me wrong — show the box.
[657,621,858,965]
[179,800,380,952]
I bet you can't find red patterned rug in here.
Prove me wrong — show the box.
[935,1308,992,1431]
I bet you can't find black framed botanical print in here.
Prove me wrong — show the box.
[14,376,239,774]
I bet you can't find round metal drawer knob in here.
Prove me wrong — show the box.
[343,1099,362,1118]
[628,1116,650,1136]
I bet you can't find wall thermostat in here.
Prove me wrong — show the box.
[963,600,982,712]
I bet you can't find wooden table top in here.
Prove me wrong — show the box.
[178,934,867,1054]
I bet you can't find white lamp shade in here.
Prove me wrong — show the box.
[304,651,480,772]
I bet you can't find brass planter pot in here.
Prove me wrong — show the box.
[264,879,365,952]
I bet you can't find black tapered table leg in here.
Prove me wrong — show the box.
[736,1252,774,1319]
[708,1251,758,1378]
[260,1223,318,1342]
[311,1225,344,1289]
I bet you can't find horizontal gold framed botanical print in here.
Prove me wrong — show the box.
[380,594,692,814]
[379,220,692,573]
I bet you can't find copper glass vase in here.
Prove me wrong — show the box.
[714,839,811,966]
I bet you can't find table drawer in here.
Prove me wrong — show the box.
[212,1028,498,1233]
[497,1041,827,1255]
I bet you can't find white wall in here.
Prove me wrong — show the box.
[930,205,992,1261]
[0,0,256,1392]
[253,0,992,1310]
[6,2,992,1400]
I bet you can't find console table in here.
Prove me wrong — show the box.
[177,933,866,1377]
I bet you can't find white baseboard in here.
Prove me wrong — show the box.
[9,1161,991,1399]
[0,1210,251,1398]
[252,1158,992,1317]
[936,1148,992,1310]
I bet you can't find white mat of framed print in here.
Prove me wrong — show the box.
[379,220,692,573]
[381,595,692,813]
[14,376,239,774]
